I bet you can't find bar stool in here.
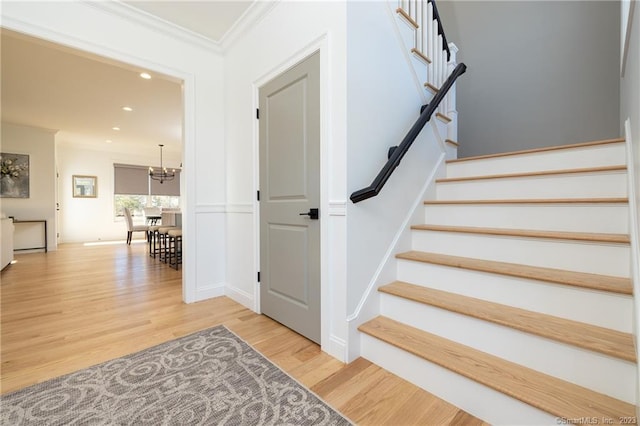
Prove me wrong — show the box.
[157,226,177,263]
[167,228,182,270]
[148,225,161,258]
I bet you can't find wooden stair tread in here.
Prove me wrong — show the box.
[411,48,432,64]
[424,197,628,205]
[396,7,418,28]
[446,138,625,164]
[435,112,452,123]
[436,165,627,183]
[359,316,636,420]
[380,281,636,362]
[424,82,439,93]
[411,224,630,244]
[396,251,633,295]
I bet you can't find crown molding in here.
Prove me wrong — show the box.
[80,1,279,54]
[219,0,279,51]
[84,1,222,53]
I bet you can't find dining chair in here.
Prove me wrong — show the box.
[124,207,149,245]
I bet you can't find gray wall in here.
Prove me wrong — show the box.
[438,1,621,157]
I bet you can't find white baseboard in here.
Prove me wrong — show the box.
[224,284,254,310]
[194,283,225,302]
[325,334,347,362]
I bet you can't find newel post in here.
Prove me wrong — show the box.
[446,43,460,144]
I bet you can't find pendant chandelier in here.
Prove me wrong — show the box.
[149,144,175,184]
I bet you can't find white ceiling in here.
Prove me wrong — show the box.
[0,1,254,155]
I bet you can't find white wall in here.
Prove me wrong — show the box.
[342,0,454,360]
[56,141,181,243]
[438,1,621,157]
[346,1,444,315]
[223,1,348,360]
[1,1,225,303]
[0,123,57,251]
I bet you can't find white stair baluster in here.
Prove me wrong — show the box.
[431,21,438,94]
[427,3,434,90]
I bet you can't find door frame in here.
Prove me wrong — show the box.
[253,36,331,353]
[3,12,194,303]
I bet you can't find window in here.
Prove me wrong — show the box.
[114,194,148,218]
[114,164,180,218]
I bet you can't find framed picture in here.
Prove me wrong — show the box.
[73,175,97,198]
[0,152,30,198]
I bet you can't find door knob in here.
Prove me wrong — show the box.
[299,208,319,220]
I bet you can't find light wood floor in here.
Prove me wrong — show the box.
[1,241,488,425]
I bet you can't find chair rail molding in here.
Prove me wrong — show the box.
[194,204,226,214]
[329,200,347,216]
[225,203,253,214]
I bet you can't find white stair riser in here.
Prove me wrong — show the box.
[436,172,627,200]
[396,259,633,332]
[424,203,630,234]
[380,295,636,403]
[446,144,627,178]
[411,231,630,277]
[360,334,558,425]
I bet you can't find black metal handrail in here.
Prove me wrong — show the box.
[350,62,467,204]
[428,0,450,60]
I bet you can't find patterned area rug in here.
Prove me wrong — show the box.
[1,325,352,425]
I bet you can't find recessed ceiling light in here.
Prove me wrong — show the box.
[122,106,133,112]
[105,139,113,143]
[140,72,151,80]
[112,127,120,131]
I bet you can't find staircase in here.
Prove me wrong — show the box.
[358,138,637,424]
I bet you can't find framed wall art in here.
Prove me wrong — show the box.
[73,175,97,198]
[0,152,30,198]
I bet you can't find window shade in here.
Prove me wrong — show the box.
[150,170,181,196]
[114,164,149,195]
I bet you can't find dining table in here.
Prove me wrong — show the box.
[146,215,162,225]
